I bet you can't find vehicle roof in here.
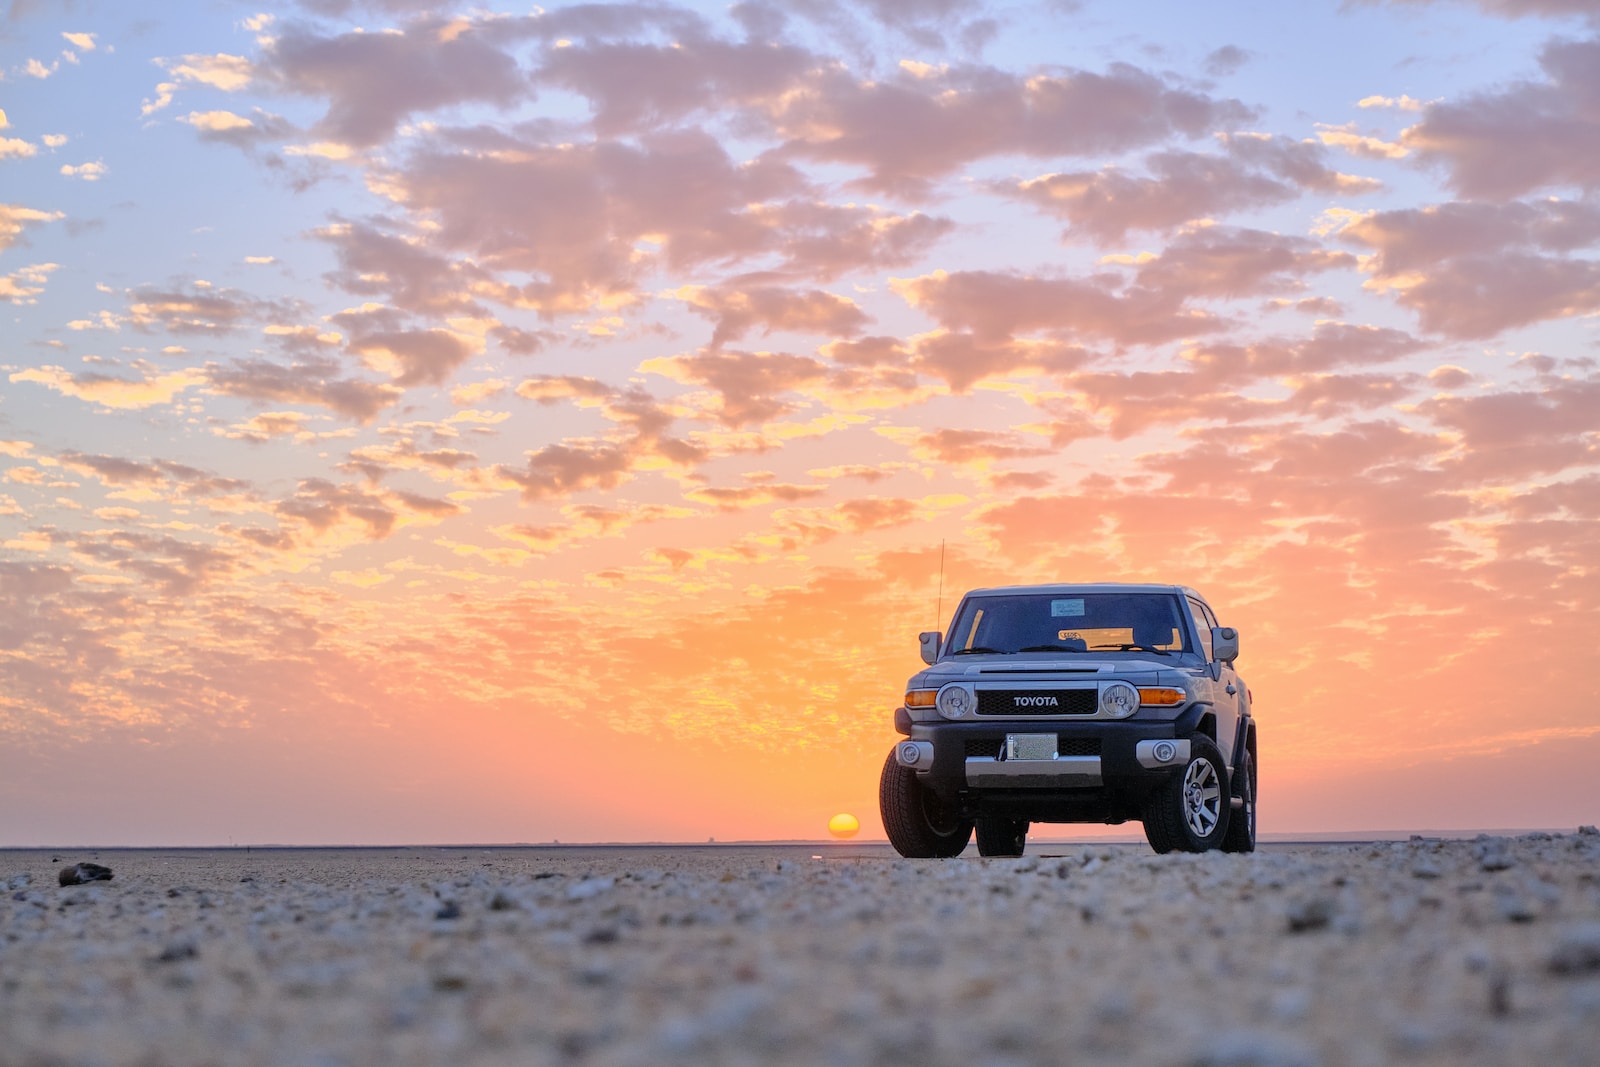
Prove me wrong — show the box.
[960,582,1206,601]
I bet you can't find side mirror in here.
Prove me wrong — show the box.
[918,631,942,665]
[1212,626,1239,664]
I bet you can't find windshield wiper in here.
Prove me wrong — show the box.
[951,646,1011,656]
[1016,644,1090,653]
[1090,643,1172,656]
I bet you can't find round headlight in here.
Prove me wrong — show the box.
[1099,682,1139,718]
[937,685,974,719]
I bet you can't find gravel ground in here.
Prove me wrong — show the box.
[3,835,1599,1067]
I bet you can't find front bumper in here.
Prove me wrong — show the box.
[899,707,1203,799]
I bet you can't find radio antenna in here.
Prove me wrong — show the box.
[935,539,946,631]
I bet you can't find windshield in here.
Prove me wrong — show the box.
[945,592,1191,656]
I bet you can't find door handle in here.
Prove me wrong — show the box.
[1225,684,1237,695]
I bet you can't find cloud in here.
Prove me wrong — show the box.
[0,136,38,159]
[348,327,479,387]
[671,284,869,347]
[496,376,705,501]
[204,356,402,423]
[1336,199,1600,336]
[387,127,806,316]
[642,349,831,427]
[535,32,816,136]
[144,53,254,116]
[1315,122,1409,160]
[0,262,58,303]
[997,134,1375,242]
[59,160,107,181]
[258,19,527,148]
[0,204,65,251]
[9,365,204,409]
[1366,0,1600,24]
[890,267,1217,346]
[1400,36,1600,197]
[126,282,293,334]
[178,108,294,149]
[767,59,1254,195]
[887,426,1052,466]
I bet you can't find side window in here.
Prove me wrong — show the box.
[1187,598,1214,660]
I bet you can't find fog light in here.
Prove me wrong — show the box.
[1153,740,1177,763]
[898,742,921,765]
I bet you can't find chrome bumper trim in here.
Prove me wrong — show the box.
[1135,738,1190,769]
[964,756,1102,788]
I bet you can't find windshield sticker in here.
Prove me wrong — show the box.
[1050,599,1085,617]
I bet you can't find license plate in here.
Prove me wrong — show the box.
[1005,733,1058,761]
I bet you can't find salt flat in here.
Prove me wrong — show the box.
[3,837,1598,1066]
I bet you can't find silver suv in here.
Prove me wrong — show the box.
[880,583,1257,857]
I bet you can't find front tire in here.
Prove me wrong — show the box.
[975,816,1028,857]
[880,749,972,858]
[1142,736,1230,853]
[1222,749,1256,853]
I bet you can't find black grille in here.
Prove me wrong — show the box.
[976,689,1098,716]
[963,736,1101,759]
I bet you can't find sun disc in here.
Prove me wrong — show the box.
[827,812,860,838]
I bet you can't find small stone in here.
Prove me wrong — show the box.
[1285,897,1335,934]
[1494,887,1537,923]
[154,943,198,963]
[1488,966,1512,1017]
[583,925,619,944]
[566,876,615,901]
[1578,825,1598,836]
[1548,923,1600,976]
[488,891,518,911]
[58,863,114,887]
[1474,839,1516,872]
[1411,861,1442,880]
[434,901,461,920]
[1191,1030,1320,1067]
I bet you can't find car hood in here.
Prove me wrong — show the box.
[910,654,1183,687]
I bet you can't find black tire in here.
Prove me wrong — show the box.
[975,816,1028,857]
[1142,736,1231,854]
[1222,748,1256,854]
[879,749,972,858]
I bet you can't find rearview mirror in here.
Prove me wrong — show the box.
[918,631,942,665]
[1212,626,1239,664]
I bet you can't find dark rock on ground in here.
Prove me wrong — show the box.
[58,862,114,886]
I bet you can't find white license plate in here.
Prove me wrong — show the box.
[1005,733,1058,761]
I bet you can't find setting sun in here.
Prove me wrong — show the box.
[828,813,861,839]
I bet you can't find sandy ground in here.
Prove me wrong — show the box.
[3,836,1599,1067]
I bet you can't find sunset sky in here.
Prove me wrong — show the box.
[2,0,1597,845]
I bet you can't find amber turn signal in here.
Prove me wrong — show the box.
[904,689,938,708]
[1138,687,1185,706]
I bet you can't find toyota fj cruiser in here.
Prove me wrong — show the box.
[880,583,1257,857]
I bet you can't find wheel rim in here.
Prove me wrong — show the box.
[1182,758,1222,837]
[920,785,962,837]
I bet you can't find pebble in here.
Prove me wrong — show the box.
[1548,924,1600,976]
